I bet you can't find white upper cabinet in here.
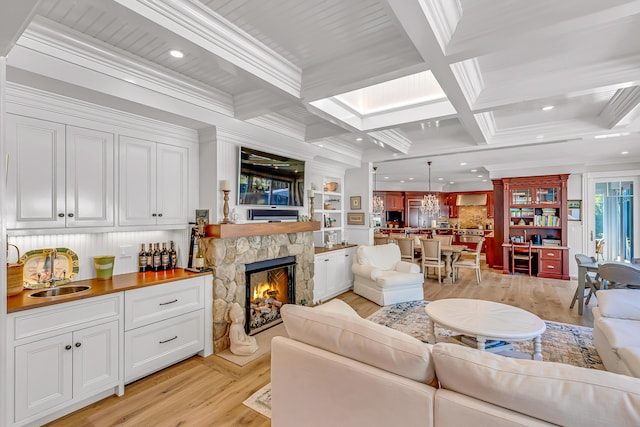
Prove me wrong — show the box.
[119,135,188,226]
[5,115,114,229]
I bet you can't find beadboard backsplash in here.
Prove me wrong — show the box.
[9,230,190,281]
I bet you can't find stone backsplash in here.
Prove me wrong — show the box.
[200,231,315,353]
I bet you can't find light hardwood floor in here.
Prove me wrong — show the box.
[47,263,594,427]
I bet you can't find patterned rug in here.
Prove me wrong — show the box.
[243,300,603,419]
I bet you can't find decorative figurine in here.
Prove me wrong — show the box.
[226,302,258,356]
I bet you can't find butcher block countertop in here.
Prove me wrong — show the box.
[7,268,212,314]
[314,243,358,254]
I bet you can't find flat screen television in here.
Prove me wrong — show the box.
[238,147,305,206]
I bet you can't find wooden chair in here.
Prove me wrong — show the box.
[395,237,416,264]
[432,235,453,246]
[598,262,640,289]
[420,238,444,283]
[571,254,601,309]
[453,238,484,285]
[510,241,533,276]
[374,234,389,245]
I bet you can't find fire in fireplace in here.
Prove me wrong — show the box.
[245,256,296,335]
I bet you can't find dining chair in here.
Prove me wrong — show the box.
[432,235,453,246]
[374,234,389,245]
[598,262,640,289]
[571,254,601,309]
[395,237,416,264]
[388,233,405,245]
[510,241,533,276]
[453,238,484,285]
[420,238,443,283]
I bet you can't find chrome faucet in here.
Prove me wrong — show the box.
[38,249,67,287]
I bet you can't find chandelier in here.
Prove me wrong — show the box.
[372,166,385,214]
[420,161,440,217]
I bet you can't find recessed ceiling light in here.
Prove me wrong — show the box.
[459,162,467,166]
[621,151,629,155]
[400,180,405,183]
[169,50,184,58]
[438,177,444,181]
[542,105,554,111]
[482,179,488,182]
[356,137,363,141]
[536,135,544,139]
[470,169,477,172]
[408,177,414,180]
[384,176,389,179]
[449,181,455,185]
[477,175,483,178]
[318,144,323,147]
[392,153,399,157]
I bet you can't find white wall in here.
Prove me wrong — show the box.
[344,163,373,245]
[567,173,583,277]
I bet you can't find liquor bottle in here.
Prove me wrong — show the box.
[195,240,205,271]
[169,240,177,269]
[152,243,161,272]
[138,243,148,273]
[147,243,154,270]
[161,242,169,271]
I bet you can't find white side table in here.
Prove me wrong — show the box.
[425,298,546,360]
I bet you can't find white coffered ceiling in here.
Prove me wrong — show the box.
[3,0,640,190]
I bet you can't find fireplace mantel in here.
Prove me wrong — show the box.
[206,221,320,238]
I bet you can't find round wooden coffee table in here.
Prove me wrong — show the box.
[425,298,546,360]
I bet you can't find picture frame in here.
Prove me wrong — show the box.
[347,212,365,225]
[350,196,362,210]
[195,209,210,224]
[567,200,581,221]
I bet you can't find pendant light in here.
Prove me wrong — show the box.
[372,166,385,214]
[420,161,440,217]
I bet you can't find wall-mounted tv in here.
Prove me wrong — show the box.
[238,147,305,206]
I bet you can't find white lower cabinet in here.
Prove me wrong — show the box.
[313,246,357,303]
[124,276,207,383]
[8,294,122,426]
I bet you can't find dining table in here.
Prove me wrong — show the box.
[576,260,601,315]
[440,244,467,284]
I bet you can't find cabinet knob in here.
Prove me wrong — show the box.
[324,259,329,262]
[65,345,72,350]
[68,213,74,218]
[152,213,157,217]
[58,213,65,218]
[158,213,163,217]
[75,342,82,347]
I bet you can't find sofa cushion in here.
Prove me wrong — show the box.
[313,298,359,317]
[280,302,436,384]
[618,347,640,378]
[596,317,640,351]
[357,244,400,271]
[597,289,640,320]
[377,270,424,288]
[432,343,640,426]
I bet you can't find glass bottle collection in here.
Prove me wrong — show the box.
[138,240,178,272]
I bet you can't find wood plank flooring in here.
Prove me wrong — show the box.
[47,263,593,427]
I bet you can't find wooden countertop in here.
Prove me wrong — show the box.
[501,243,570,250]
[314,243,358,254]
[7,268,212,314]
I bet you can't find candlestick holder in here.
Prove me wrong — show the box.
[309,195,315,218]
[222,190,230,224]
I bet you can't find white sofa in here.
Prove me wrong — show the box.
[593,289,640,377]
[351,244,424,306]
[272,299,640,427]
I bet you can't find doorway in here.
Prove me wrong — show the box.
[586,173,639,261]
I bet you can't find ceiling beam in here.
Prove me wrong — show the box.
[0,0,40,56]
[233,89,292,120]
[384,0,488,144]
[600,86,640,129]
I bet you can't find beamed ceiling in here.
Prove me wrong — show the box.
[3,0,640,190]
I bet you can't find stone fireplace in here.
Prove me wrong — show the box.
[200,226,316,353]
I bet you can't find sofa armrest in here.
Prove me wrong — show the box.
[395,261,420,274]
[597,289,640,320]
[352,263,383,280]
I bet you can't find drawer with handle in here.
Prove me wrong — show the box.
[539,248,562,260]
[124,277,205,331]
[539,259,562,274]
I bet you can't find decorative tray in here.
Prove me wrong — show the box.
[19,247,79,289]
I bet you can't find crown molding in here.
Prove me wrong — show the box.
[417,0,463,54]
[246,114,306,141]
[113,0,301,97]
[366,129,412,154]
[474,111,496,142]
[216,128,313,161]
[18,17,233,116]
[600,85,640,129]
[6,82,198,143]
[450,57,484,108]
[233,88,292,120]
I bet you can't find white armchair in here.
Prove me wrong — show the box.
[352,244,424,306]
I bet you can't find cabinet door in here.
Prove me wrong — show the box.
[15,333,73,422]
[324,252,340,297]
[6,115,66,229]
[156,143,188,225]
[66,126,115,227]
[119,136,157,226]
[313,254,329,303]
[340,248,356,291]
[73,321,119,400]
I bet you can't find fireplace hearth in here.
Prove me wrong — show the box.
[245,256,296,335]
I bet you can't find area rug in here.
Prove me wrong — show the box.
[243,300,603,419]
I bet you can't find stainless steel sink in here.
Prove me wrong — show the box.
[29,285,91,298]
